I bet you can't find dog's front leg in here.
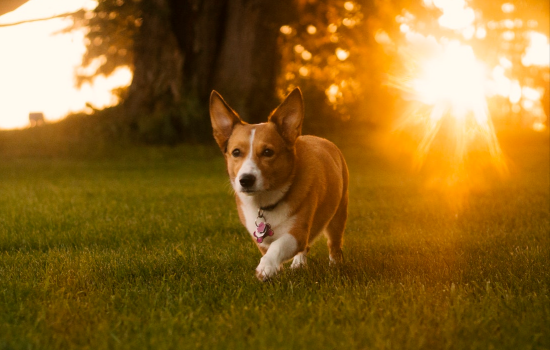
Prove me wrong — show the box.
[255,233,298,281]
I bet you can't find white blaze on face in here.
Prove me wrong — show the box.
[235,128,264,193]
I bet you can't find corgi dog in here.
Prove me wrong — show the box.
[210,88,348,281]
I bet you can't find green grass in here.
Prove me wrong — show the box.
[0,129,548,350]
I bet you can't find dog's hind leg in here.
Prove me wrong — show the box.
[325,194,348,264]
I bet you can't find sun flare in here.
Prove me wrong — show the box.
[402,40,506,173]
[386,0,550,180]
[412,42,486,120]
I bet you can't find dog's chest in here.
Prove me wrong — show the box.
[238,200,295,248]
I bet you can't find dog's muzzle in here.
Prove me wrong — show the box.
[239,174,256,190]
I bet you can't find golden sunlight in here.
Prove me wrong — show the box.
[522,31,550,67]
[424,0,475,30]
[389,22,512,177]
[383,0,550,184]
[0,0,132,129]
[404,40,505,171]
[412,41,486,120]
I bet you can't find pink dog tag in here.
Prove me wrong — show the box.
[257,222,267,233]
[254,210,274,243]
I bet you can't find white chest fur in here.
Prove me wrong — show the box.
[237,193,295,249]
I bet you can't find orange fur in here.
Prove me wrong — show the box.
[210,88,349,280]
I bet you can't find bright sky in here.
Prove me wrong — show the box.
[0,0,132,129]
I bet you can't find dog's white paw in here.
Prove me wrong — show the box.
[329,255,343,266]
[290,252,307,269]
[329,250,344,265]
[255,261,280,281]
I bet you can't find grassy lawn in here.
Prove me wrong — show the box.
[0,129,548,350]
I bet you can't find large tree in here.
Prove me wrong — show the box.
[74,0,549,143]
[74,0,423,142]
[74,0,293,143]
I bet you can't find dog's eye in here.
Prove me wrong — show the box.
[262,149,274,157]
[231,149,241,157]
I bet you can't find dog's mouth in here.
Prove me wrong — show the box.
[240,188,257,195]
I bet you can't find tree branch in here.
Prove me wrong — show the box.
[0,11,80,27]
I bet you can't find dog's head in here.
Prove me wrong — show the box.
[210,88,304,195]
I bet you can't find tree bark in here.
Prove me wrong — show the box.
[209,0,288,123]
[173,0,292,122]
[125,0,183,123]
[124,0,292,140]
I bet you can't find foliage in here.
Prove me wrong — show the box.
[67,0,548,143]
[132,96,211,145]
[276,0,549,128]
[0,107,131,159]
[70,0,141,86]
[276,0,435,123]
[0,130,548,349]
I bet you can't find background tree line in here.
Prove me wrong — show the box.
[64,0,549,144]
[67,0,416,144]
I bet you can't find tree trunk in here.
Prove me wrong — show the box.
[125,0,183,127]
[174,0,292,122]
[209,0,290,123]
[124,0,292,142]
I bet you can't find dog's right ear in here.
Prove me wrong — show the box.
[210,91,243,152]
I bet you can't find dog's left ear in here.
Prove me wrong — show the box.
[269,88,304,145]
[210,91,244,151]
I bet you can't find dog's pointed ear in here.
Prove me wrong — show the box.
[269,88,304,145]
[210,91,243,151]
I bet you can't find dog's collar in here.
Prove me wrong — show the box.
[257,182,292,213]
[260,202,279,212]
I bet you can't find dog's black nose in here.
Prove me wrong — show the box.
[239,174,256,188]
